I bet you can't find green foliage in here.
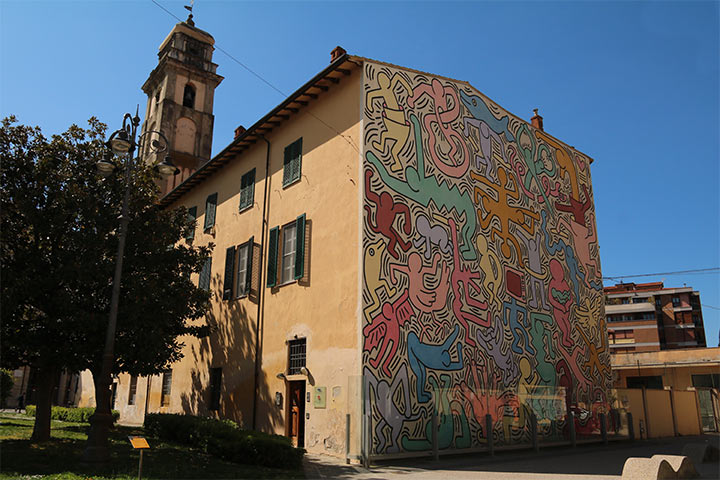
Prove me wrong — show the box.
[144,414,305,469]
[0,115,212,376]
[0,369,13,407]
[24,405,119,423]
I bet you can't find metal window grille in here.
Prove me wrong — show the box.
[161,371,172,406]
[288,339,306,375]
[128,376,137,406]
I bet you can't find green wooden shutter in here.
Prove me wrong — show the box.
[222,246,235,300]
[199,256,212,291]
[283,144,293,186]
[204,193,218,230]
[186,206,197,240]
[292,138,302,183]
[245,236,254,294]
[239,169,255,211]
[294,213,306,280]
[266,227,279,287]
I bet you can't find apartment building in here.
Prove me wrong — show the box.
[605,282,707,353]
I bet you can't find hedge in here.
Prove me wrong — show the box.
[144,413,304,469]
[24,405,120,423]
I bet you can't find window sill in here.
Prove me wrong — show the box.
[238,204,253,214]
[282,177,301,189]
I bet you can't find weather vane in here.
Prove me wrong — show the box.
[184,0,195,25]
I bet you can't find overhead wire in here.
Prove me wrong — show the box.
[602,267,720,281]
[150,0,359,153]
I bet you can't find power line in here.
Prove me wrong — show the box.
[150,0,359,153]
[602,267,720,281]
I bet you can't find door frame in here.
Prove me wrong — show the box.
[286,380,306,447]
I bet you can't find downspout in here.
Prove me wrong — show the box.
[143,375,152,423]
[252,135,271,430]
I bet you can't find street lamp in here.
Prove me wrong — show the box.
[83,109,179,463]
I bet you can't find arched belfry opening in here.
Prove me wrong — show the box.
[141,16,223,196]
[183,83,196,109]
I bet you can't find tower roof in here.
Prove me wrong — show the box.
[158,20,215,52]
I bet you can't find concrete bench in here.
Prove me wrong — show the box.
[651,455,698,479]
[681,442,719,466]
[622,457,677,480]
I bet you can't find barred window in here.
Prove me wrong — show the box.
[161,370,172,406]
[128,376,138,406]
[288,338,306,375]
[209,367,222,411]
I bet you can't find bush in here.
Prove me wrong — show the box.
[144,413,304,469]
[24,405,120,423]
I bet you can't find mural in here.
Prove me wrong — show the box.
[362,62,609,454]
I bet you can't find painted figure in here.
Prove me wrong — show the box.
[390,252,450,314]
[363,291,414,377]
[408,79,469,178]
[365,168,412,259]
[367,114,477,260]
[413,213,452,260]
[407,325,464,403]
[365,71,413,172]
[363,238,396,322]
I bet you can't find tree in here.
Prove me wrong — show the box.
[0,116,212,442]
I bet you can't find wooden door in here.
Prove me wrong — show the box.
[288,381,305,447]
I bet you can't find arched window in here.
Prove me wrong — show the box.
[183,84,196,109]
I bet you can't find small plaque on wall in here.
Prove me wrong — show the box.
[313,386,326,408]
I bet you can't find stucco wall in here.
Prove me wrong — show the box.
[111,67,363,455]
[361,61,609,453]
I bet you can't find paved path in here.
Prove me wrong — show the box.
[303,435,720,479]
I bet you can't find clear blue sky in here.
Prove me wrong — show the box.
[2,1,718,346]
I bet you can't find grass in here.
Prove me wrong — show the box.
[0,413,304,479]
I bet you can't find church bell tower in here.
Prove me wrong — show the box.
[142,13,223,195]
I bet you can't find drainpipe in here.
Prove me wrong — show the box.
[143,375,152,424]
[252,135,271,430]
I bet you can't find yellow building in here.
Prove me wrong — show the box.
[100,19,609,459]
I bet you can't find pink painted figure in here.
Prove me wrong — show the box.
[390,252,450,314]
[407,78,469,178]
[459,359,514,425]
[448,217,489,346]
[363,291,415,377]
[365,169,412,259]
[557,210,600,285]
[548,259,573,349]
[553,330,591,398]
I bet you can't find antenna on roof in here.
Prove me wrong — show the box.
[184,0,195,25]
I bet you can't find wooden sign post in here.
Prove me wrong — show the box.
[128,436,150,480]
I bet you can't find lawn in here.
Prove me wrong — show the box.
[0,413,304,479]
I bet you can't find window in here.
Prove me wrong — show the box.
[283,138,302,187]
[204,193,217,231]
[128,376,138,406]
[655,297,662,308]
[281,222,297,285]
[609,330,634,345]
[183,84,195,109]
[288,338,306,375]
[632,297,646,304]
[692,374,720,389]
[239,169,255,212]
[209,367,222,411]
[626,376,663,389]
[672,296,680,307]
[235,239,254,298]
[199,256,212,292]
[186,206,197,241]
[621,298,630,304]
[266,214,306,287]
[161,370,173,406]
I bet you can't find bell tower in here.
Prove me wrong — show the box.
[142,13,223,195]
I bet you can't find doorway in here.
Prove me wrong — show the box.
[287,381,305,447]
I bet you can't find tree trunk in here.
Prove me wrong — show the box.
[83,368,113,462]
[30,364,58,443]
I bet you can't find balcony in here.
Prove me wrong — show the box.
[605,303,656,314]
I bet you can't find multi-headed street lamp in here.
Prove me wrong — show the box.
[83,110,179,463]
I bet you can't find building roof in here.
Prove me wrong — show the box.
[611,347,720,369]
[159,52,595,208]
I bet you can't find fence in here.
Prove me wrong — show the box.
[346,385,710,464]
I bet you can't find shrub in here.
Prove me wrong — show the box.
[24,405,120,423]
[144,413,304,469]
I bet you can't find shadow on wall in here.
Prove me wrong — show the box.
[179,272,282,432]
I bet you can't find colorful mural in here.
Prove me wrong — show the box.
[362,62,609,454]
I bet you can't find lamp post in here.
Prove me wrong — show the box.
[83,110,178,463]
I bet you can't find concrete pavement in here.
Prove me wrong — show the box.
[303,435,720,479]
